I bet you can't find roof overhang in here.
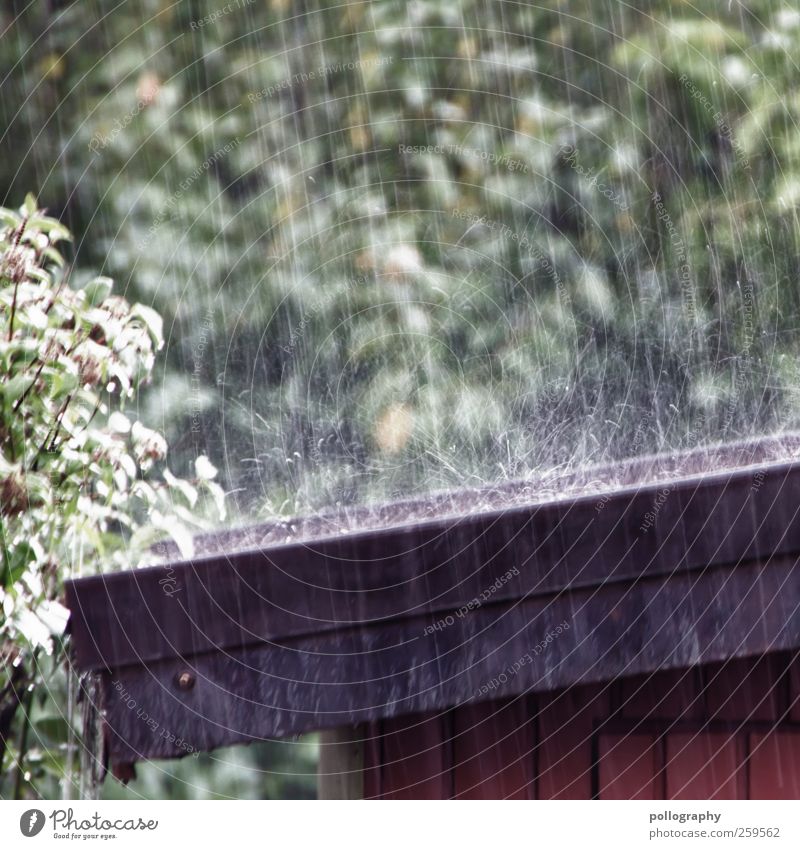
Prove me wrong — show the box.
[64,448,800,775]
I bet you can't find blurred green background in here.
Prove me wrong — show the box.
[3,0,800,798]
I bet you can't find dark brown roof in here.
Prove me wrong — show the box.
[64,436,800,773]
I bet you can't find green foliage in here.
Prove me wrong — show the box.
[2,0,796,519]
[0,196,224,798]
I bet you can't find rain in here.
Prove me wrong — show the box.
[3,0,800,803]
[5,1,799,528]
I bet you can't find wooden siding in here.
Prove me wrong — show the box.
[363,653,800,799]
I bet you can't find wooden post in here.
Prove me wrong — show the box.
[317,725,365,799]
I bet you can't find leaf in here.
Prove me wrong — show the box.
[0,374,32,401]
[163,468,198,507]
[32,715,71,745]
[36,600,70,636]
[129,523,164,553]
[130,303,164,349]
[118,452,137,478]
[150,511,194,560]
[108,411,131,433]
[15,609,54,654]
[42,247,65,267]
[0,207,20,229]
[0,519,10,589]
[23,193,38,216]
[24,305,49,329]
[204,480,227,521]
[195,455,217,480]
[25,266,51,284]
[130,479,156,506]
[82,276,113,306]
[28,216,72,243]
[52,370,79,399]
[10,542,36,580]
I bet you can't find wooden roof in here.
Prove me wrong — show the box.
[64,437,800,774]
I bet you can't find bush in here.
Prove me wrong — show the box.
[0,194,224,798]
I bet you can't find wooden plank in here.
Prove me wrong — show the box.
[362,721,383,799]
[598,733,659,800]
[317,726,364,799]
[618,668,704,721]
[704,656,783,723]
[452,698,533,799]
[377,713,449,799]
[748,731,800,799]
[538,685,609,799]
[787,654,800,722]
[665,732,743,799]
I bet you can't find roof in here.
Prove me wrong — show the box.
[155,435,800,556]
[64,436,800,774]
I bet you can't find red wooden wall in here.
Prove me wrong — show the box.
[362,652,800,799]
